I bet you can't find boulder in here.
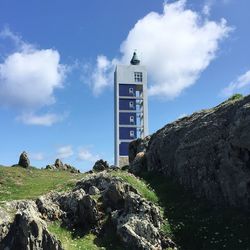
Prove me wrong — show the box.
[129,94,250,210]
[88,186,100,195]
[54,159,64,169]
[18,151,30,168]
[0,201,62,250]
[45,159,80,173]
[93,159,109,172]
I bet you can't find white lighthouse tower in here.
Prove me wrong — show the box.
[114,52,148,167]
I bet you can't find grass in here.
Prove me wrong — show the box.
[0,165,84,202]
[141,172,250,250]
[48,220,123,250]
[227,93,243,102]
[48,221,99,250]
[110,170,159,204]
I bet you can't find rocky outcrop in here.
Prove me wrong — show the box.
[92,159,109,172]
[18,151,30,168]
[45,159,80,173]
[129,95,250,210]
[0,171,175,250]
[0,201,62,250]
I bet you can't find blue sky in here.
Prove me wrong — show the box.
[0,0,249,171]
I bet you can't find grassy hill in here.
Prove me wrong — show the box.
[0,165,250,250]
[0,165,84,202]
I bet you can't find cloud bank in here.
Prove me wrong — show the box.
[56,145,74,159]
[0,28,67,125]
[89,0,231,98]
[77,147,100,163]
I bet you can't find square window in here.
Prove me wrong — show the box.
[130,116,134,123]
[129,87,134,94]
[129,101,134,108]
[130,130,135,137]
[134,72,143,82]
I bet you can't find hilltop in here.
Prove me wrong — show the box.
[1,94,250,249]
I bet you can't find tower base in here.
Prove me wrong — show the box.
[119,156,129,167]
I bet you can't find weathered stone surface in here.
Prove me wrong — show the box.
[0,208,12,243]
[129,152,147,174]
[129,136,151,163]
[88,186,100,195]
[0,171,175,249]
[36,192,62,220]
[112,192,172,250]
[45,159,80,173]
[0,201,62,250]
[18,151,30,168]
[93,159,109,171]
[129,95,250,210]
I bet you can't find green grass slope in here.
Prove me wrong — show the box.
[141,172,250,250]
[3,166,248,250]
[0,166,172,249]
[0,166,84,202]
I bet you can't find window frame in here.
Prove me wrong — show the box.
[134,72,143,82]
[130,130,135,137]
[129,115,134,123]
[129,101,134,108]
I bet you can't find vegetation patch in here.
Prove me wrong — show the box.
[226,93,243,102]
[48,220,123,250]
[110,170,158,204]
[0,166,84,201]
[141,172,250,250]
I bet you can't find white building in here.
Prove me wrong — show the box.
[114,52,148,166]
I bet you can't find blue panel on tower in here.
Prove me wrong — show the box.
[119,99,136,110]
[119,142,130,156]
[119,127,137,140]
[119,113,136,125]
[119,84,136,96]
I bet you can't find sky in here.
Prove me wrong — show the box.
[0,0,250,171]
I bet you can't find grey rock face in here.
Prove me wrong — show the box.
[0,171,176,250]
[18,151,30,168]
[129,95,250,210]
[0,201,62,250]
[92,159,109,172]
[111,192,161,250]
[45,159,80,173]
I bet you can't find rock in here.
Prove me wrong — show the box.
[129,94,250,210]
[129,136,151,163]
[45,159,80,173]
[129,152,147,174]
[0,201,62,250]
[78,195,100,230]
[55,159,64,169]
[36,192,62,221]
[0,208,12,243]
[88,186,100,195]
[75,172,111,192]
[0,171,175,249]
[18,151,30,168]
[93,159,109,172]
[111,191,173,250]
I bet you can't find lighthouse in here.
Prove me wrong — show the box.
[114,52,148,167]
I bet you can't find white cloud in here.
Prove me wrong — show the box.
[56,145,74,159]
[30,152,44,161]
[88,0,231,98]
[0,28,68,125]
[221,70,250,97]
[84,55,117,96]
[77,148,99,162]
[17,112,66,126]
